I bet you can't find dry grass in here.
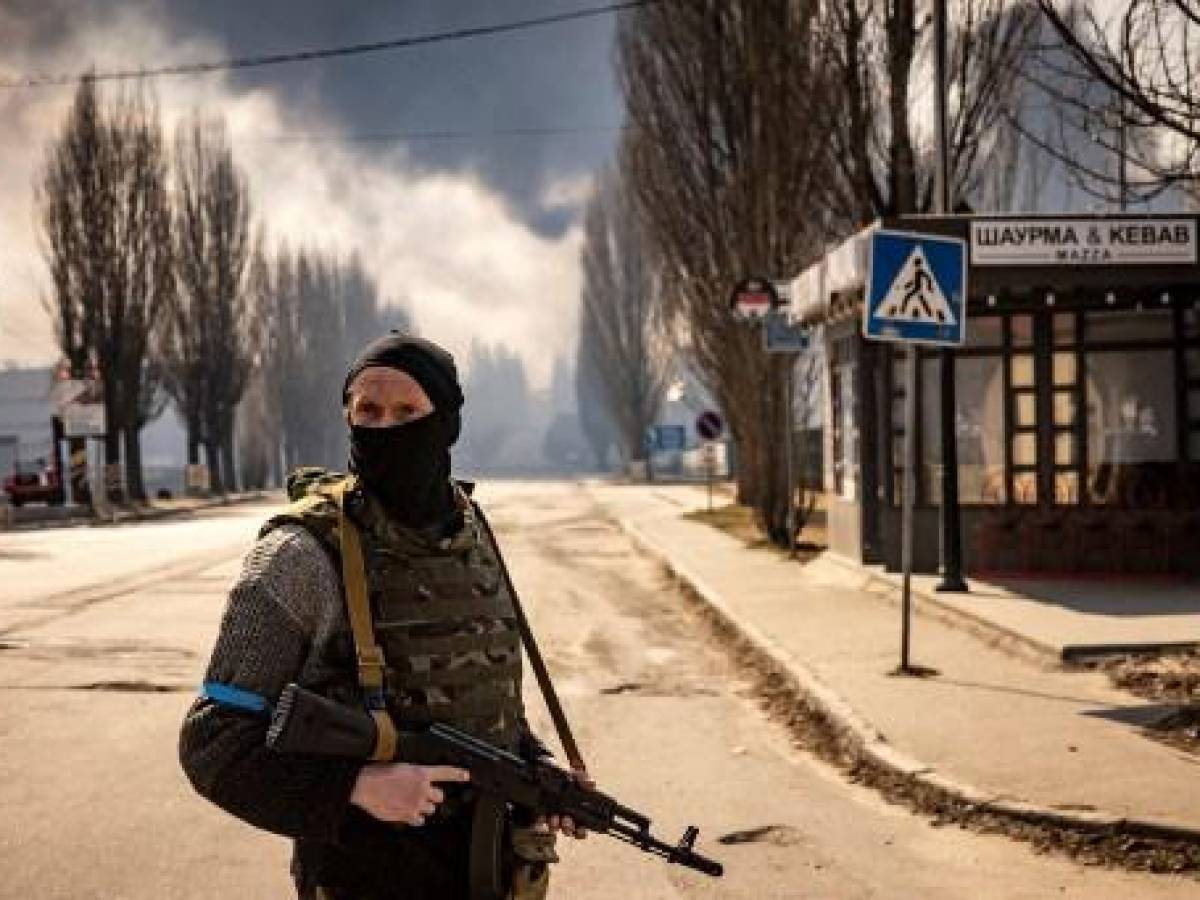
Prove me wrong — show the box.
[684,492,829,563]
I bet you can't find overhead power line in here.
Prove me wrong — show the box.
[0,0,655,89]
[258,124,626,144]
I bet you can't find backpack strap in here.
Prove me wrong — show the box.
[329,477,398,763]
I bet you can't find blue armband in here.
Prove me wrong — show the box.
[201,681,272,717]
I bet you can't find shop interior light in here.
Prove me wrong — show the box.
[1045,292,1056,306]
[986,294,997,307]
[1161,292,1171,305]
[1105,291,1117,305]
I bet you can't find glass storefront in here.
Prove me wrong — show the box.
[892,305,1198,511]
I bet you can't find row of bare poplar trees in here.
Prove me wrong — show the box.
[578,0,1037,543]
[38,76,398,499]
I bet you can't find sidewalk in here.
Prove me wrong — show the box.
[588,482,1200,840]
[860,566,1200,665]
[2,491,269,531]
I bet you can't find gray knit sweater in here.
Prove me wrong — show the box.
[179,523,363,840]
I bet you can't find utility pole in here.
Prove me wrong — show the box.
[934,0,968,593]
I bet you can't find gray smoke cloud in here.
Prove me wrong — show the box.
[0,0,621,384]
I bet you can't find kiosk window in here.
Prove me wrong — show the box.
[1086,349,1177,505]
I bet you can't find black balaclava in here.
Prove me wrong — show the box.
[342,332,465,529]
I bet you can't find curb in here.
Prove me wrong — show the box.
[5,491,270,532]
[609,510,1200,852]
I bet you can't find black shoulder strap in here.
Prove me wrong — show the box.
[472,501,587,773]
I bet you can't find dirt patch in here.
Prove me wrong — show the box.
[684,500,828,564]
[1145,706,1200,755]
[1103,650,1200,703]
[1099,650,1200,754]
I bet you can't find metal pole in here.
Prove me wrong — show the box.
[934,0,949,211]
[785,357,796,554]
[934,0,967,593]
[901,347,918,671]
[1117,95,1128,212]
[706,444,713,513]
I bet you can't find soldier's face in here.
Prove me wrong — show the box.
[345,367,435,429]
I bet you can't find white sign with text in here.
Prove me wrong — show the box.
[971,218,1196,266]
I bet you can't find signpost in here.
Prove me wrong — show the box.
[695,411,724,512]
[61,402,106,439]
[762,311,810,353]
[695,410,723,441]
[652,425,687,452]
[864,227,968,673]
[185,464,211,496]
[863,230,967,347]
[50,360,104,508]
[729,277,781,321]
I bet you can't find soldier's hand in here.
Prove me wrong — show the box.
[350,763,470,827]
[537,766,594,840]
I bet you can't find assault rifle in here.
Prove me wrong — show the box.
[266,683,723,878]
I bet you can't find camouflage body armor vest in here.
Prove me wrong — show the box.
[262,468,525,753]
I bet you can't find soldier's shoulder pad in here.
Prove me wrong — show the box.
[285,466,349,502]
[262,468,350,547]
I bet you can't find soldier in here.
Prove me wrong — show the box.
[180,332,587,900]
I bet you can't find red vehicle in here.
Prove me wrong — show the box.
[3,460,65,507]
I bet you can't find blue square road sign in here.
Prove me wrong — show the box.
[864,229,968,346]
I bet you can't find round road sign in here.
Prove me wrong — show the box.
[696,410,724,441]
[730,277,780,320]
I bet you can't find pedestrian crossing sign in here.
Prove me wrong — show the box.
[864,229,968,346]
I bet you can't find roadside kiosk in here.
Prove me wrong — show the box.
[791,213,1200,577]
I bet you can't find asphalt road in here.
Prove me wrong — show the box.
[0,482,1195,898]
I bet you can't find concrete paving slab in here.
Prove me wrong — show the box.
[882,570,1200,660]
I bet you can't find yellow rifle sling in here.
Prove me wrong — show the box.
[331,478,399,763]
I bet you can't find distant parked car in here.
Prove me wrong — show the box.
[3,460,65,507]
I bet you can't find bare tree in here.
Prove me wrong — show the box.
[235,239,279,489]
[37,76,173,502]
[816,0,1038,222]
[617,0,829,541]
[169,112,254,494]
[1030,1,1200,205]
[37,77,101,503]
[578,164,670,473]
[112,91,173,501]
